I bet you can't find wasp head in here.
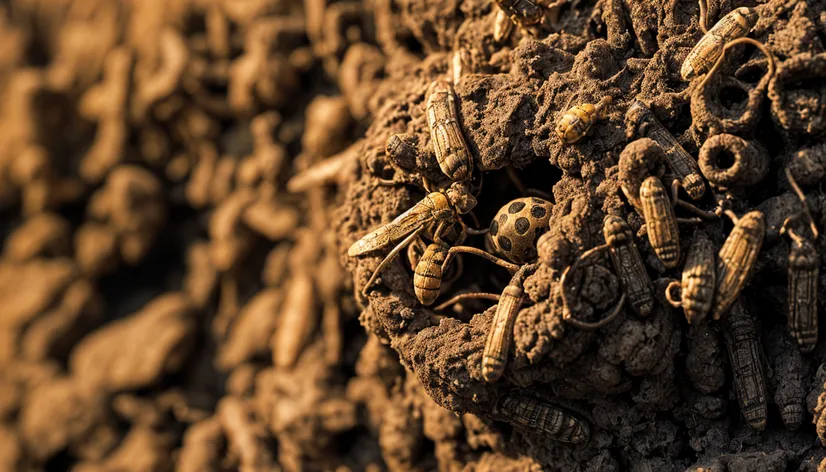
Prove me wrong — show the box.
[446,181,477,214]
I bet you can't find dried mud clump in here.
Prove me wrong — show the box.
[2,0,826,470]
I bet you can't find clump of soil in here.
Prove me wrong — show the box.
[2,0,826,470]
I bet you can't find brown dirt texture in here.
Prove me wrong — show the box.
[2,0,826,470]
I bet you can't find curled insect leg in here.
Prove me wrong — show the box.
[665,279,683,308]
[564,293,626,330]
[560,244,611,326]
[785,168,819,239]
[670,180,719,219]
[698,0,709,33]
[434,292,500,311]
[442,254,464,286]
[362,227,425,297]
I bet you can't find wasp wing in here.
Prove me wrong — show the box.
[348,200,435,256]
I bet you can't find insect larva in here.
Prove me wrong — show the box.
[721,301,768,431]
[626,101,705,200]
[482,264,537,382]
[681,6,758,80]
[496,391,590,444]
[640,176,680,268]
[666,231,715,325]
[426,80,472,182]
[603,215,654,316]
[711,210,764,320]
[782,225,819,352]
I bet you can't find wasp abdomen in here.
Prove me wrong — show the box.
[413,242,449,306]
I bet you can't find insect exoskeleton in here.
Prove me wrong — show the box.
[556,97,612,144]
[721,301,768,431]
[349,181,477,295]
[681,7,759,81]
[413,241,450,306]
[482,270,529,383]
[625,101,706,200]
[711,210,765,320]
[493,9,515,43]
[495,391,590,444]
[640,176,681,268]
[602,215,655,316]
[426,79,472,182]
[487,197,553,263]
[666,231,716,325]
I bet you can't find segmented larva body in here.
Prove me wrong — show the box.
[413,242,449,306]
[426,80,472,181]
[712,211,765,320]
[678,233,716,324]
[482,281,525,382]
[627,101,705,200]
[497,392,590,444]
[603,215,654,316]
[681,7,759,80]
[787,237,819,352]
[722,302,768,431]
[640,177,680,268]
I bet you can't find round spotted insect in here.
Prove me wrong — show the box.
[487,197,553,264]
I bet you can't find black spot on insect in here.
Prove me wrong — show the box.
[515,217,530,235]
[530,205,547,219]
[499,213,508,225]
[490,220,499,236]
[509,201,526,214]
[532,198,545,205]
[498,236,513,252]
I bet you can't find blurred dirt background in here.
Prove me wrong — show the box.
[2,0,826,470]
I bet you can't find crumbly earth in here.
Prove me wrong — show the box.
[2,0,826,470]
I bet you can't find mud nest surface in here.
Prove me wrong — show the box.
[3,0,826,470]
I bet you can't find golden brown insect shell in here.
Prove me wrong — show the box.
[413,242,449,306]
[557,103,597,144]
[787,237,819,352]
[712,211,765,320]
[640,176,680,268]
[488,197,553,263]
[679,233,716,325]
[681,7,758,80]
[496,0,544,27]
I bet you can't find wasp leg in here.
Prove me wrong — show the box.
[445,246,520,272]
[434,292,500,311]
[362,226,426,297]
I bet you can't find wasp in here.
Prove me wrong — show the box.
[562,215,653,317]
[711,210,765,320]
[350,182,478,295]
[722,301,768,431]
[681,1,758,81]
[666,231,716,325]
[626,101,706,200]
[556,97,612,144]
[780,169,820,352]
[413,240,519,306]
[426,80,472,182]
[495,390,590,444]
